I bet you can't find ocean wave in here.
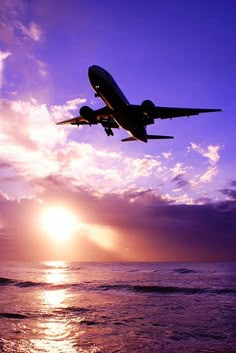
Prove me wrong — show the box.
[98,284,236,295]
[70,266,85,271]
[98,284,130,291]
[1,276,235,297]
[0,277,15,285]
[172,268,198,274]
[80,319,98,326]
[0,312,28,319]
[134,285,236,295]
[132,285,209,294]
[59,306,90,314]
[99,284,208,294]
[15,281,44,288]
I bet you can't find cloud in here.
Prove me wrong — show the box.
[199,165,218,183]
[0,97,168,196]
[170,162,190,191]
[0,96,228,204]
[0,95,234,261]
[220,188,236,200]
[0,183,235,261]
[172,174,189,189]
[0,98,66,149]
[0,97,163,196]
[188,142,221,187]
[65,98,87,111]
[0,51,11,61]
[16,21,42,41]
[0,3,47,95]
[0,1,42,45]
[162,151,173,159]
[50,98,87,122]
[0,98,67,192]
[170,162,187,178]
[161,192,193,205]
[229,180,236,188]
[124,156,162,178]
[189,142,220,164]
[0,50,11,89]
[0,1,22,45]
[32,57,48,78]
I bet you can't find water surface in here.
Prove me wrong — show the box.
[0,262,235,352]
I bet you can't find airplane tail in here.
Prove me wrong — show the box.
[121,135,174,142]
[147,135,174,139]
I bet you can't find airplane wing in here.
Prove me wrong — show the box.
[129,105,221,120]
[56,106,119,128]
[56,116,89,125]
[152,107,222,119]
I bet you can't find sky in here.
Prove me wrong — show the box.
[0,0,235,261]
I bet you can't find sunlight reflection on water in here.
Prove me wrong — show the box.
[41,262,68,307]
[43,288,66,307]
[31,315,87,353]
[47,269,66,285]
[31,318,81,353]
[43,261,68,284]
[33,262,80,353]
[42,261,68,268]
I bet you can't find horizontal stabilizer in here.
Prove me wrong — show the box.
[121,136,137,142]
[147,135,174,139]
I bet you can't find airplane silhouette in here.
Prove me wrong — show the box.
[56,65,221,143]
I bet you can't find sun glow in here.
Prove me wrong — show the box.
[41,206,79,242]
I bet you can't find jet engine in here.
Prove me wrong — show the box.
[79,106,97,124]
[141,100,156,117]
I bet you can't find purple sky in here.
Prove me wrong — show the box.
[0,0,235,261]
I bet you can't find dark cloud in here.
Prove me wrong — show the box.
[195,197,213,204]
[0,177,235,262]
[230,180,236,188]
[0,161,12,168]
[220,188,236,200]
[172,173,189,189]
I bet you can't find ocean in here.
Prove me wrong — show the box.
[0,262,235,353]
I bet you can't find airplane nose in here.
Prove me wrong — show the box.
[88,68,94,85]
[88,65,100,74]
[88,65,95,72]
[88,66,94,79]
[88,65,100,83]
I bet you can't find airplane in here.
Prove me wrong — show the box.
[56,65,221,143]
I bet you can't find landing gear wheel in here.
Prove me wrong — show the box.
[105,127,114,136]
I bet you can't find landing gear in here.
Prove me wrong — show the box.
[95,85,100,97]
[105,127,114,136]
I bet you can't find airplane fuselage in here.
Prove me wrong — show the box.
[88,65,148,142]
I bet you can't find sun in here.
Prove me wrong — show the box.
[41,206,79,242]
